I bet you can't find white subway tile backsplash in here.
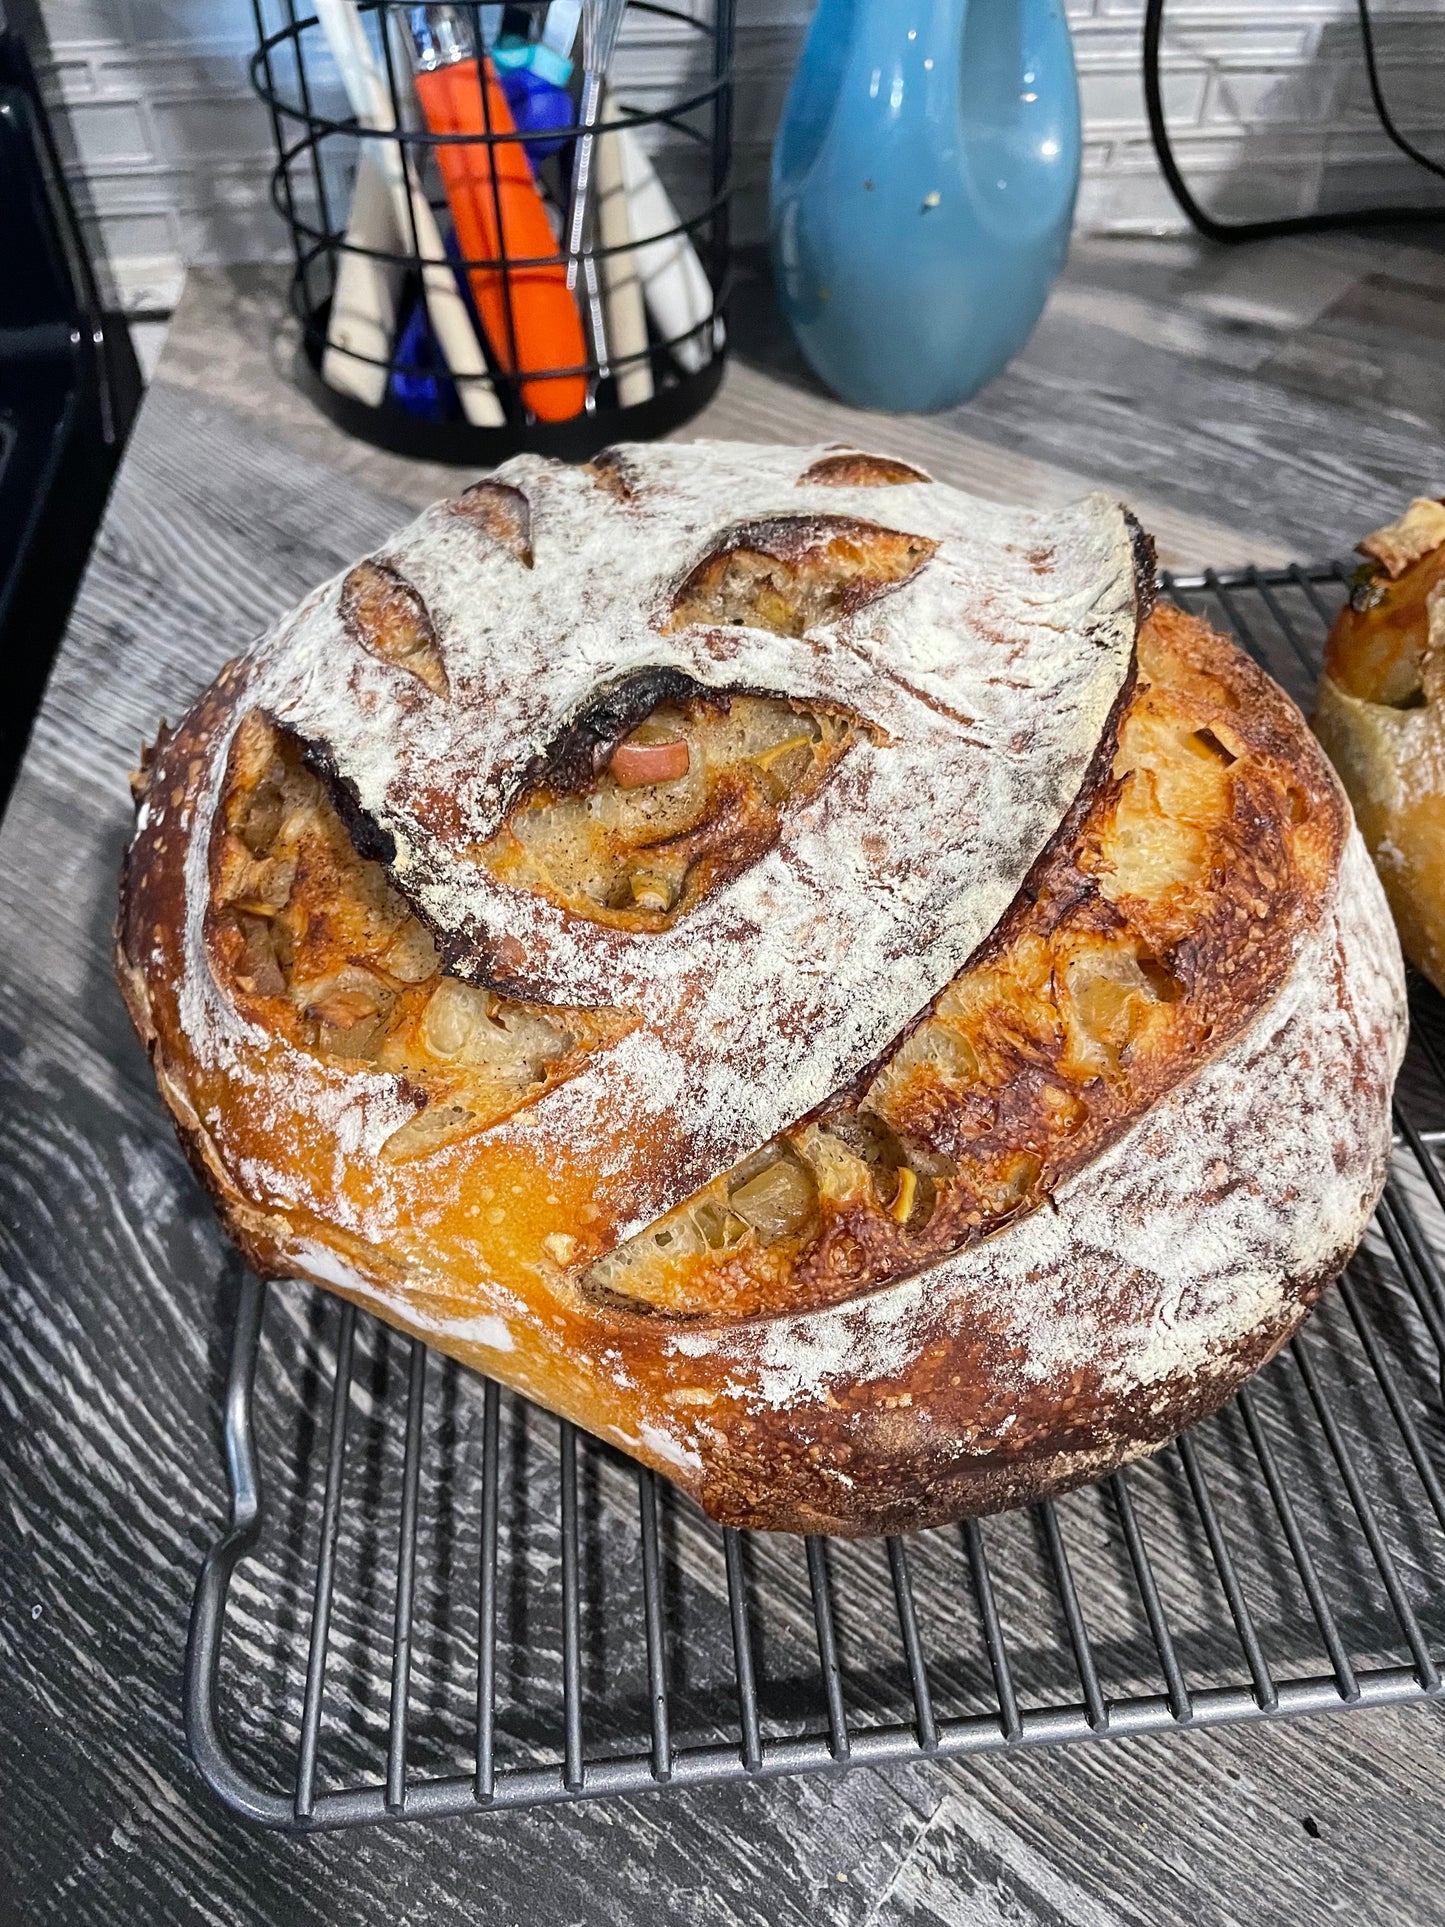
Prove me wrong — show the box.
[44,55,95,100]
[1077,65,1206,128]
[96,47,258,99]
[148,93,272,163]
[58,97,152,167]
[81,167,198,216]
[1338,55,1445,125]
[1204,64,1343,126]
[173,201,291,264]
[29,0,1445,306]
[124,0,255,42]
[40,0,136,46]
[80,209,176,266]
[79,211,177,289]
[1176,29,1320,64]
[1075,168,1185,232]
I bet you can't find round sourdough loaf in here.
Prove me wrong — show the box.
[116,442,1405,1533]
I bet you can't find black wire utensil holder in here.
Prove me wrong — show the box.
[186,563,1445,1832]
[249,1,733,463]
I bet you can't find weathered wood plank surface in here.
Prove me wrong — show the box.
[5,236,1445,1927]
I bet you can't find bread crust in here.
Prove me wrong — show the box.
[116,446,1405,1533]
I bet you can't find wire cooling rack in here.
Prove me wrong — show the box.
[185,563,1445,1831]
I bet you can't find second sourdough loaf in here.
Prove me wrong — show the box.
[1313,494,1445,996]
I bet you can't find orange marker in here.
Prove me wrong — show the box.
[412,52,587,421]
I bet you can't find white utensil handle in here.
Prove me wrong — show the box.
[596,97,653,407]
[314,0,503,427]
[408,185,507,428]
[313,0,396,133]
[322,147,402,406]
[617,127,716,374]
[542,0,583,62]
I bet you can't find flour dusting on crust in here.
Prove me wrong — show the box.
[166,441,1140,1233]
[182,442,1140,1234]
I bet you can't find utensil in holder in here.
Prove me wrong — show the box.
[249,1,734,463]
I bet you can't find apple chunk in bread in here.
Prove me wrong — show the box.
[667,513,937,639]
[472,513,939,934]
[477,685,860,929]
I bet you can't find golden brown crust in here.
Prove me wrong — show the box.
[797,451,933,488]
[666,515,938,639]
[1356,495,1445,580]
[1323,541,1445,707]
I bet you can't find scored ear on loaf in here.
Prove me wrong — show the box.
[116,441,1405,1535]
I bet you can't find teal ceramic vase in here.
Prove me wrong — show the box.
[770,0,1081,412]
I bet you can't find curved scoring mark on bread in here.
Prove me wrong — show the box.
[448,479,534,567]
[480,680,866,934]
[584,448,637,502]
[799,451,932,488]
[667,515,938,639]
[523,667,729,797]
[203,707,634,1152]
[340,558,449,698]
[576,603,1353,1321]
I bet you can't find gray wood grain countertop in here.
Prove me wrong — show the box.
[4,235,1445,1927]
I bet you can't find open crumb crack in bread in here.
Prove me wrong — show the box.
[116,441,1405,1533]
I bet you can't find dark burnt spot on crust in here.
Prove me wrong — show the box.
[298,735,398,867]
[522,667,731,798]
[448,479,534,567]
[667,515,938,640]
[339,558,449,698]
[798,451,932,488]
[1125,510,1158,624]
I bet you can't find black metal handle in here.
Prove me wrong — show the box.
[1143,0,1445,243]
